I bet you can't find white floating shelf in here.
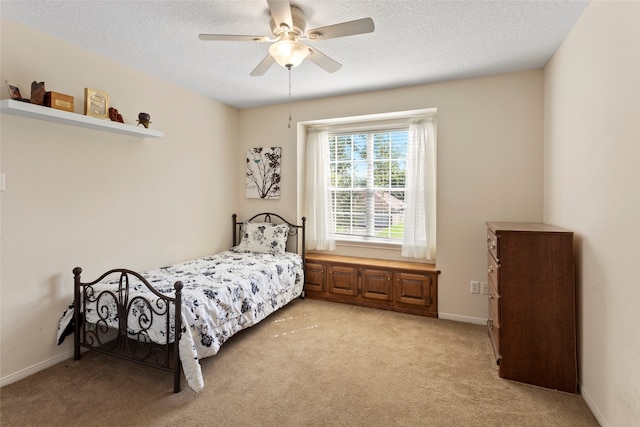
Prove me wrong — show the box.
[0,99,164,138]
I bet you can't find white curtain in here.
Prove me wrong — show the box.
[304,129,336,251]
[402,119,436,260]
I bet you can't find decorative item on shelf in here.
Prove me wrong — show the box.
[5,80,31,102]
[108,107,124,123]
[30,81,46,105]
[137,112,151,128]
[44,91,74,112]
[84,87,109,119]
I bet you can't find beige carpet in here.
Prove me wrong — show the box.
[1,299,598,426]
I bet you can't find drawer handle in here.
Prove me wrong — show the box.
[488,265,494,273]
[490,241,496,249]
[488,292,494,299]
[487,319,493,331]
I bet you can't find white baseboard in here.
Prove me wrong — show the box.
[578,382,607,427]
[0,350,74,388]
[438,312,487,325]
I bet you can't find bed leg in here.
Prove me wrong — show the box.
[73,267,82,361]
[173,281,184,393]
[174,364,181,393]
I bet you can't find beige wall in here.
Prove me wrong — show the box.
[0,17,239,384]
[544,1,640,425]
[238,70,545,323]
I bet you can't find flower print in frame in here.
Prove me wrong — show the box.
[246,147,281,199]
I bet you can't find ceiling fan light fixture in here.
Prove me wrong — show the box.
[269,39,310,68]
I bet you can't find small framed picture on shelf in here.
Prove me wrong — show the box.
[5,80,30,102]
[84,87,109,119]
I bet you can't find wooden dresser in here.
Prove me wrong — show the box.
[304,253,440,317]
[486,222,577,392]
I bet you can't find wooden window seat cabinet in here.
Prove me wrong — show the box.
[304,253,440,317]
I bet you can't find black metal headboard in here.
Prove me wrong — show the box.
[232,213,306,256]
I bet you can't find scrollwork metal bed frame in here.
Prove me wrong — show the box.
[72,213,305,393]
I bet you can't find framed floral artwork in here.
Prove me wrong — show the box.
[246,146,281,199]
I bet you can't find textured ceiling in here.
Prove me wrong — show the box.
[1,0,589,109]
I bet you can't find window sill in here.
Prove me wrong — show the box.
[325,238,436,265]
[335,238,401,251]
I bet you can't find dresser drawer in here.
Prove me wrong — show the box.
[487,229,499,261]
[488,295,501,364]
[488,317,501,364]
[488,278,500,326]
[487,251,499,290]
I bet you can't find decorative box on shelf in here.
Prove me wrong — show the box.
[44,91,74,112]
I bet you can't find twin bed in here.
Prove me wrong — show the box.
[58,213,306,392]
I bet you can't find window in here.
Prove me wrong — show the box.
[329,129,408,243]
[303,109,436,259]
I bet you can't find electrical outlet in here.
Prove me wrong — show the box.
[470,281,480,294]
[481,282,489,295]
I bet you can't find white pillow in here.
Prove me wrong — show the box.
[236,222,289,255]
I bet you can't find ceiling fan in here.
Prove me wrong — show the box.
[198,0,375,76]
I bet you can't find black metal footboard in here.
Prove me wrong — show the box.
[73,267,184,393]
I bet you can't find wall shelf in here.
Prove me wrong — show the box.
[0,99,164,138]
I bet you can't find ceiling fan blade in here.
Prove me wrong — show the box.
[199,34,270,42]
[307,47,342,73]
[306,18,375,41]
[250,54,276,76]
[267,0,293,31]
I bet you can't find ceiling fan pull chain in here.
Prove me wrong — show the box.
[287,64,292,128]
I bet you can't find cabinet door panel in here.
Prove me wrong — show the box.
[329,265,358,296]
[395,272,433,307]
[304,262,326,293]
[361,268,393,301]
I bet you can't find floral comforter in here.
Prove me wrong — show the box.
[58,249,304,392]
